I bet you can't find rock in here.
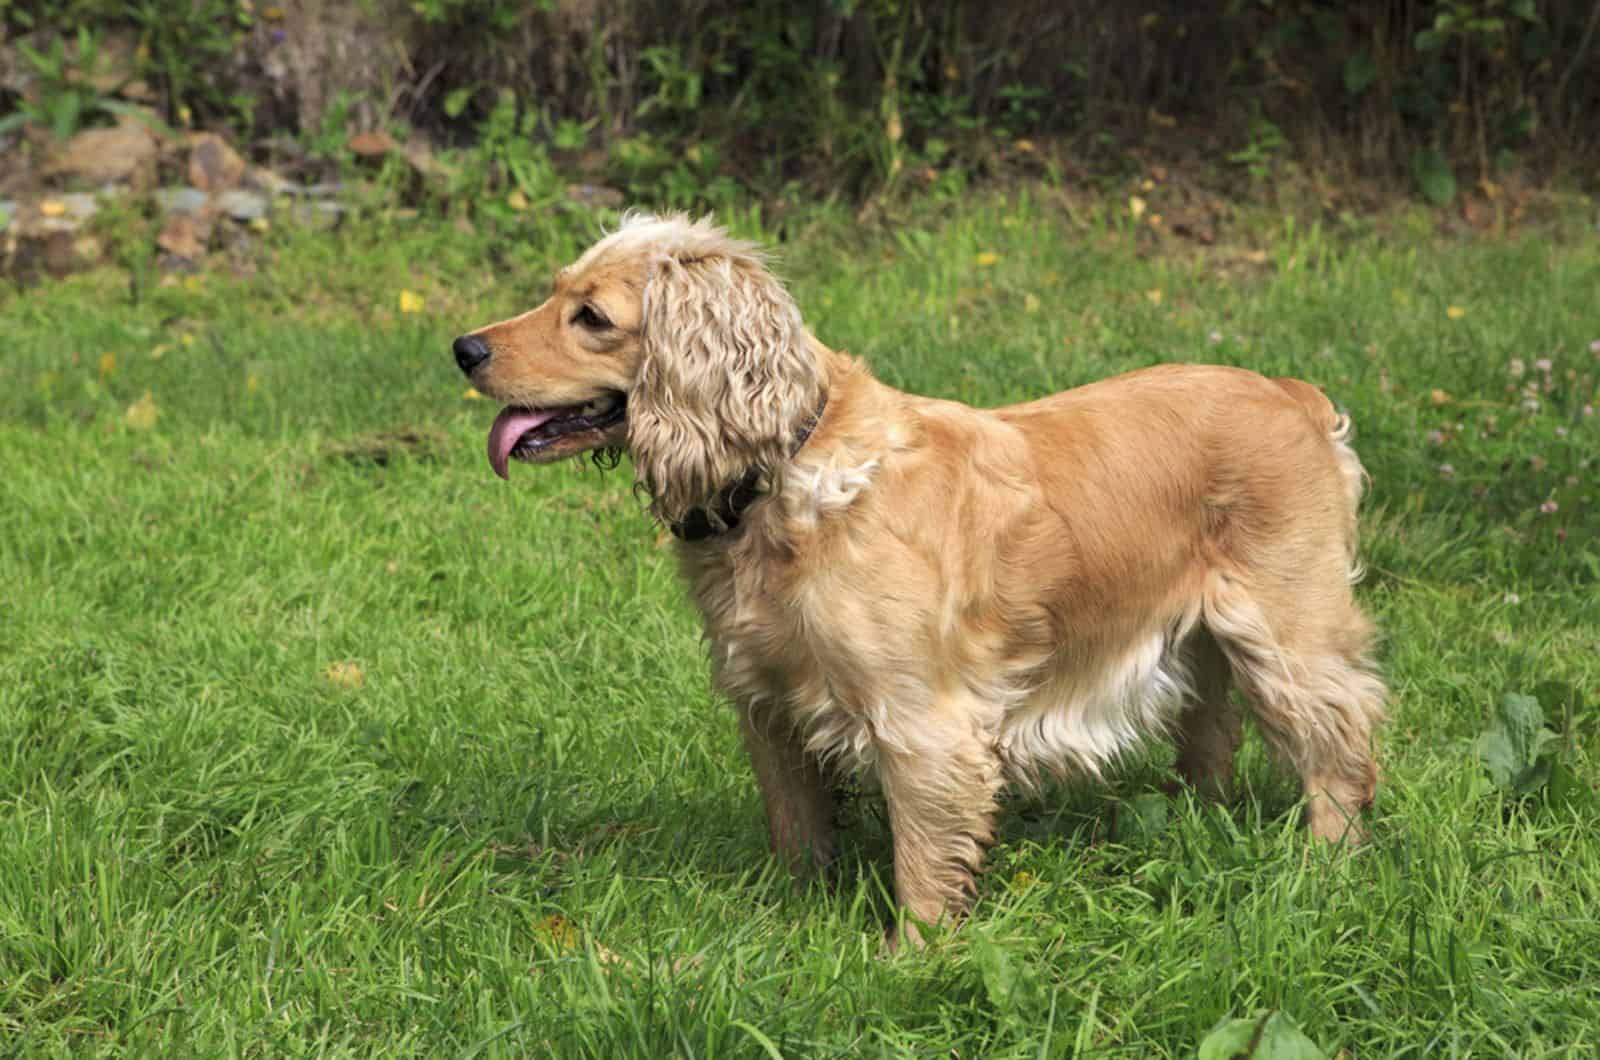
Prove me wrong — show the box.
[157,211,214,260]
[47,123,158,187]
[155,186,210,215]
[215,189,268,221]
[188,133,247,193]
[247,166,302,197]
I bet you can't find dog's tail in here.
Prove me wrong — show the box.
[1272,377,1368,583]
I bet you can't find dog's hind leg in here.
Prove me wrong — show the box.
[739,704,838,876]
[1171,631,1243,802]
[1202,571,1385,843]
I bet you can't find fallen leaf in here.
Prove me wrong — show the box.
[348,130,397,157]
[125,391,159,429]
[324,661,365,689]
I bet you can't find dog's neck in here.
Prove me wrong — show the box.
[669,391,830,542]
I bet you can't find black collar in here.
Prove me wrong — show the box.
[670,392,829,542]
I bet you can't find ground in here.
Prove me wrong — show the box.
[0,192,1597,1056]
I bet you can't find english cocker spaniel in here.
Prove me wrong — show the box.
[451,213,1386,943]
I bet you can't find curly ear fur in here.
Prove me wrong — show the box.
[627,223,824,527]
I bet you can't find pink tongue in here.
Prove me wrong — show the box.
[487,407,560,479]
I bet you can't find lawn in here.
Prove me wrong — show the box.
[1,191,1597,1056]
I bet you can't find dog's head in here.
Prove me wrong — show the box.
[453,212,824,524]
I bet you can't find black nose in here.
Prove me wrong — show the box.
[452,334,491,376]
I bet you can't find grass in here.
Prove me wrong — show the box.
[1,190,1597,1056]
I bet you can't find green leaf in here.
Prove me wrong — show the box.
[1415,28,1446,52]
[1412,147,1456,206]
[1112,792,1169,844]
[1199,1011,1329,1060]
[968,929,1019,1010]
[1477,727,1521,789]
[443,86,474,119]
[1343,52,1378,95]
[1510,0,1538,21]
[1498,692,1546,768]
[1478,691,1563,794]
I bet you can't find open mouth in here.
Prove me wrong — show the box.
[486,392,627,479]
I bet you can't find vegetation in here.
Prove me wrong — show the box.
[4,1,1600,205]
[1,195,1596,1054]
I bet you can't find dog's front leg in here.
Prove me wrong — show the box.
[876,726,1005,947]
[738,704,837,877]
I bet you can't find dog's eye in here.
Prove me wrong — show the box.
[572,304,611,330]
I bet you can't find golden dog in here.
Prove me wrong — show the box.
[452,213,1386,942]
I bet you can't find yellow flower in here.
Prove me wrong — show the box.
[246,373,261,393]
[180,333,195,347]
[1446,305,1466,319]
[974,252,999,268]
[399,290,425,314]
[183,275,203,292]
[1023,293,1040,314]
[125,391,159,430]
[1128,195,1147,221]
[506,189,529,212]
[1145,288,1164,305]
[98,352,117,378]
[149,344,169,360]
[463,387,484,400]
[1430,388,1452,406]
[40,200,67,217]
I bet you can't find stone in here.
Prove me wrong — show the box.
[155,187,210,215]
[46,123,158,186]
[156,211,213,260]
[188,133,247,193]
[215,189,268,221]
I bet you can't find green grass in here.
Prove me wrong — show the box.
[2,192,1597,1056]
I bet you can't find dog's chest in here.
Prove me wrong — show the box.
[686,547,904,772]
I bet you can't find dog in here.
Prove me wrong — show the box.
[451,212,1386,943]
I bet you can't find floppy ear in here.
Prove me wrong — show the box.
[627,248,823,527]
